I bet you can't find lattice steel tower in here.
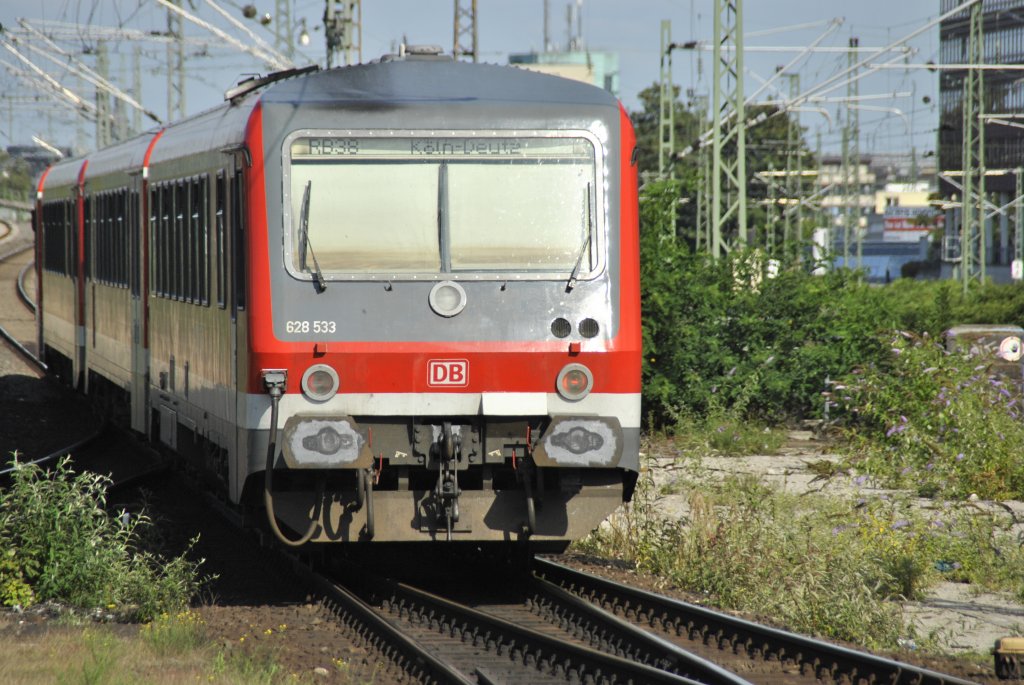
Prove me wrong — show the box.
[658,20,675,179]
[324,0,361,67]
[784,72,802,257]
[275,0,295,59]
[454,0,478,62]
[960,1,985,292]
[166,0,186,122]
[711,0,747,257]
[840,37,860,268]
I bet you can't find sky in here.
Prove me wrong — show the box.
[0,0,944,159]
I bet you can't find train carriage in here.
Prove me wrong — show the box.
[35,50,641,550]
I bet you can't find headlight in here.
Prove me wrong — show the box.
[556,363,593,401]
[428,280,467,317]
[301,364,339,401]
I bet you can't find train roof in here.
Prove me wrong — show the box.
[38,56,621,191]
[257,57,620,110]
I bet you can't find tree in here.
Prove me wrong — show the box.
[630,86,814,253]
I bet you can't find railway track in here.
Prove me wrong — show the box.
[353,568,740,684]
[278,549,986,685]
[0,238,43,372]
[535,557,979,685]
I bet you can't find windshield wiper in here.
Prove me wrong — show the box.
[297,180,326,293]
[566,182,593,292]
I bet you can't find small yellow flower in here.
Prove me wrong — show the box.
[264,628,273,635]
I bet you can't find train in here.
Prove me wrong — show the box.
[33,47,641,550]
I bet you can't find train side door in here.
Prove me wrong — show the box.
[228,154,247,502]
[128,175,148,433]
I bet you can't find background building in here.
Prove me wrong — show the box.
[938,0,1024,280]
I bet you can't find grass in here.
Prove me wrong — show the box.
[0,622,205,685]
[658,409,789,457]
[0,612,314,685]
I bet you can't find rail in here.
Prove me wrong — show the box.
[535,557,979,685]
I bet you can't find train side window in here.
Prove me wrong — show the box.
[150,186,159,296]
[99,193,106,284]
[169,183,176,299]
[105,192,112,284]
[99,193,107,284]
[62,201,69,276]
[188,177,199,304]
[102,192,109,284]
[111,192,117,285]
[230,171,246,311]
[123,189,130,288]
[83,195,92,281]
[43,202,59,274]
[62,201,68,277]
[99,192,106,285]
[71,198,79,280]
[176,180,186,302]
[200,174,210,306]
[161,184,172,297]
[192,176,208,306]
[151,186,158,295]
[131,189,140,296]
[111,191,118,285]
[152,186,159,295]
[118,190,125,287]
[55,201,67,276]
[93,194,101,283]
[215,171,226,309]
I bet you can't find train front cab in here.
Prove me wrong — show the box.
[236,65,642,548]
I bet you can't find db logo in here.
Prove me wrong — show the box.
[428,359,469,387]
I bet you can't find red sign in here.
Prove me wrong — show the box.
[428,359,469,387]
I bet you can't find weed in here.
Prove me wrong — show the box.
[141,610,208,657]
[56,630,120,685]
[211,643,284,685]
[670,410,787,457]
[0,456,205,619]
[835,331,1024,500]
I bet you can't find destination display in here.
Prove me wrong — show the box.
[290,135,591,159]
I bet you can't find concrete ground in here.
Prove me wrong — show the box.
[644,431,1024,655]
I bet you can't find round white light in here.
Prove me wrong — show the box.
[556,363,593,401]
[301,364,339,401]
[428,280,467,317]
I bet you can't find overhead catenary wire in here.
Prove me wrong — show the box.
[155,0,293,72]
[13,20,162,124]
[678,0,977,160]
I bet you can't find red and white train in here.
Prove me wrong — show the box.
[35,51,640,549]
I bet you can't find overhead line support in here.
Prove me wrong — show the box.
[711,0,747,257]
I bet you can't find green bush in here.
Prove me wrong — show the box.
[639,180,1024,431]
[640,182,894,425]
[0,455,204,620]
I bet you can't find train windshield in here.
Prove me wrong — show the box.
[285,134,599,278]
